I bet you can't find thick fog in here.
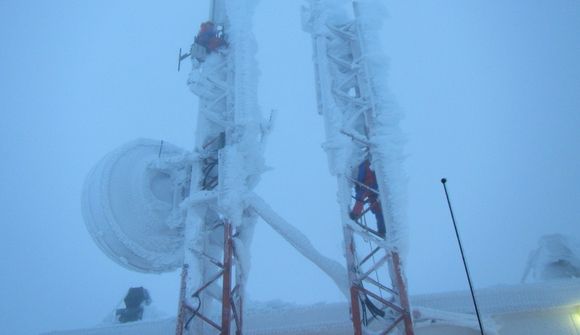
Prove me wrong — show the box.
[0,1,579,334]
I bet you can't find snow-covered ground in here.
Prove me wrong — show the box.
[2,1,580,335]
[43,278,580,335]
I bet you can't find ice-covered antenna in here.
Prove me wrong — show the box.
[82,138,190,273]
[303,0,415,334]
[85,1,357,334]
[174,1,352,334]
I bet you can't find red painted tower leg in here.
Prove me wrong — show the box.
[345,227,363,335]
[350,285,363,335]
[175,265,189,335]
[392,251,414,335]
[221,222,233,335]
[174,221,241,335]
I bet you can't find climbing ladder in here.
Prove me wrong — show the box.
[303,1,414,334]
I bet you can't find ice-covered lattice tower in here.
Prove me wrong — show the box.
[173,1,355,333]
[173,1,268,334]
[302,0,414,334]
[83,1,349,335]
[82,0,414,334]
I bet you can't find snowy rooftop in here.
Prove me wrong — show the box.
[412,278,580,315]
[43,278,580,335]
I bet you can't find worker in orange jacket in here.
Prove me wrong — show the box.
[195,21,226,53]
[350,159,385,238]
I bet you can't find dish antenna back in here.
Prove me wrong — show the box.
[82,139,189,273]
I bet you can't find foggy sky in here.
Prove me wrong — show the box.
[1,1,579,334]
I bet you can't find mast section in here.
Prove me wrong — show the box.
[303,1,414,334]
[176,1,264,334]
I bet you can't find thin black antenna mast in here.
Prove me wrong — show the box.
[441,178,485,335]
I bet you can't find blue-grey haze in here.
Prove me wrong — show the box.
[0,1,578,334]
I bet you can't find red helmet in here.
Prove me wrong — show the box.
[200,21,215,32]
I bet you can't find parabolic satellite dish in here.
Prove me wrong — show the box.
[82,139,189,273]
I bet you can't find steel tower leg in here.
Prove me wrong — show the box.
[175,220,242,335]
[303,1,415,334]
[175,0,260,334]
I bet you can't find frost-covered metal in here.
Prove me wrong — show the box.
[81,139,190,273]
[175,0,265,334]
[302,0,413,334]
[522,234,580,283]
[82,0,414,333]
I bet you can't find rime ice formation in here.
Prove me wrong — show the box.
[249,193,349,296]
[303,0,408,255]
[82,139,191,273]
[522,234,580,282]
[302,1,415,333]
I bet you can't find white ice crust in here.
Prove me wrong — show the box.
[304,0,408,255]
[82,139,190,273]
[249,193,349,296]
[522,234,580,282]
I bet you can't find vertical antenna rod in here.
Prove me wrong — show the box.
[440,178,485,335]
